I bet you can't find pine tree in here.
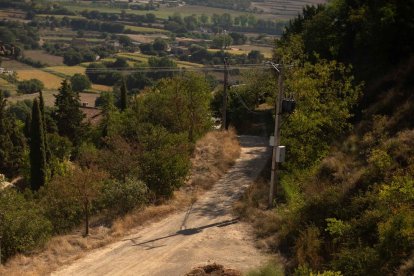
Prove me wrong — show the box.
[120,79,128,111]
[30,98,47,191]
[54,80,86,145]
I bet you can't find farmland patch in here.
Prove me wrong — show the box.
[24,50,64,66]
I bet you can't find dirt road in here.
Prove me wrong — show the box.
[53,136,271,276]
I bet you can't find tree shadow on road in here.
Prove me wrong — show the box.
[128,218,239,249]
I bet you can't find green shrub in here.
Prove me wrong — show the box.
[0,189,52,262]
[137,125,191,200]
[101,178,148,215]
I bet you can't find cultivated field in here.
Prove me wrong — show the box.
[126,34,169,43]
[0,9,29,22]
[24,50,64,66]
[237,45,274,58]
[45,66,86,77]
[251,0,327,18]
[125,25,169,34]
[17,69,63,90]
[207,45,273,58]
[116,52,204,68]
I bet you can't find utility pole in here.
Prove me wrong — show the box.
[0,213,2,265]
[269,63,284,208]
[221,58,229,130]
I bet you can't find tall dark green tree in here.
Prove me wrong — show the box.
[30,98,47,191]
[24,112,31,139]
[54,80,86,145]
[0,91,25,178]
[120,79,128,111]
[39,90,50,161]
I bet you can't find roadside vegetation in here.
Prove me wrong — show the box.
[0,68,241,273]
[235,1,414,275]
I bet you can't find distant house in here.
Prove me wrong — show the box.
[0,67,14,75]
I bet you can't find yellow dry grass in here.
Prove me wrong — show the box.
[16,69,63,90]
[189,128,241,190]
[91,84,112,92]
[0,130,241,276]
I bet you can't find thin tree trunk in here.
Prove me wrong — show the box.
[84,201,89,236]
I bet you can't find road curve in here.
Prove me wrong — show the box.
[53,136,271,276]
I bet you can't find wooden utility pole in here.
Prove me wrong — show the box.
[0,213,3,265]
[221,58,229,130]
[269,64,284,208]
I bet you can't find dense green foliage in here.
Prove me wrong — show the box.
[29,98,47,191]
[53,80,86,146]
[237,1,414,275]
[0,92,25,178]
[0,71,213,261]
[17,79,44,94]
[70,74,92,93]
[119,79,128,111]
[0,189,52,262]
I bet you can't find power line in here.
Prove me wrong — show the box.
[5,64,268,73]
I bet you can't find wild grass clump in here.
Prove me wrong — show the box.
[189,128,241,190]
[247,262,284,276]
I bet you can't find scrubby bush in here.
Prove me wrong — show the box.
[0,189,52,262]
[17,79,44,94]
[101,177,148,215]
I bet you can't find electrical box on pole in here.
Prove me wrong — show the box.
[282,99,296,114]
[276,146,286,163]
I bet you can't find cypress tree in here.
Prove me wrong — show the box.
[120,79,128,111]
[30,98,47,191]
[39,90,51,161]
[24,112,31,139]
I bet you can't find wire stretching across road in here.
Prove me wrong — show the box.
[84,64,268,73]
[7,64,269,73]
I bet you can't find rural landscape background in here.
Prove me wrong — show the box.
[0,0,413,275]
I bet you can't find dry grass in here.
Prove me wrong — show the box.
[16,69,63,90]
[91,84,112,92]
[0,130,241,276]
[46,66,85,76]
[189,128,241,190]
